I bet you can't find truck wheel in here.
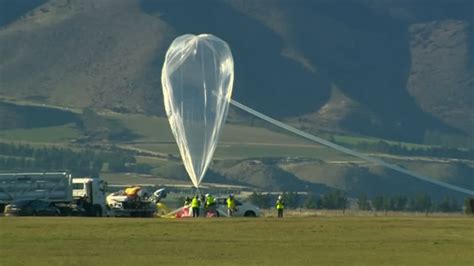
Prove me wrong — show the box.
[244,211,256,217]
[60,207,71,216]
[93,205,102,217]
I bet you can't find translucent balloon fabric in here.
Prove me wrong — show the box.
[161,34,234,188]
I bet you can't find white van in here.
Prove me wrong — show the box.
[215,197,261,217]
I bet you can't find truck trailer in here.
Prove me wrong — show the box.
[0,172,107,216]
[0,172,166,217]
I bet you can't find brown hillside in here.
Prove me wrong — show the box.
[408,20,474,133]
[0,0,171,113]
[0,0,472,140]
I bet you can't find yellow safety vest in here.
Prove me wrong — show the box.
[227,198,235,209]
[191,198,200,208]
[206,196,215,207]
[276,200,284,210]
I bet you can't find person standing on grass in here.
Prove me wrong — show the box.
[191,195,200,218]
[226,194,236,217]
[205,193,218,217]
[276,195,285,218]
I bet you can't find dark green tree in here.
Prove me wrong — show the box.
[283,192,300,209]
[357,193,371,210]
[414,193,432,213]
[393,195,408,211]
[383,196,395,211]
[304,193,322,209]
[321,190,347,210]
[373,196,384,211]
[437,197,459,212]
[464,198,474,214]
[248,192,272,209]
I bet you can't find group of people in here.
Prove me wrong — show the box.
[184,193,221,218]
[184,193,286,218]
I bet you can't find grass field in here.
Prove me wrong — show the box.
[1,104,470,196]
[107,113,315,145]
[0,124,80,143]
[133,142,353,160]
[0,107,435,162]
[0,216,473,266]
[109,112,439,162]
[333,135,434,149]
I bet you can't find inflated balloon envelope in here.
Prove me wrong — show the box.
[161,34,474,197]
[161,34,234,188]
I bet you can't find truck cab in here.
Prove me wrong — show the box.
[71,178,108,216]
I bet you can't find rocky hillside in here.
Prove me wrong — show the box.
[0,0,473,142]
[0,0,171,114]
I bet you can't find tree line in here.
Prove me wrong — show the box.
[423,130,474,149]
[358,193,461,213]
[340,140,473,160]
[248,190,348,211]
[0,142,148,176]
[248,191,463,213]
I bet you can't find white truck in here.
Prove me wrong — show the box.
[0,171,166,217]
[0,172,107,216]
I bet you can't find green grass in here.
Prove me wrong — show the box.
[334,134,434,149]
[0,108,458,178]
[111,113,440,161]
[0,216,473,265]
[106,113,174,142]
[135,156,169,167]
[0,110,433,161]
[113,112,354,160]
[108,112,315,145]
[215,143,351,160]
[0,124,80,143]
[133,143,353,160]
[221,124,312,145]
[0,154,34,160]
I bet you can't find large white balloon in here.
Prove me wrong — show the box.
[161,34,234,188]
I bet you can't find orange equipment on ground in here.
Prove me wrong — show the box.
[125,186,141,198]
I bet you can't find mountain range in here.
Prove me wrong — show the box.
[1,0,473,142]
[1,0,474,200]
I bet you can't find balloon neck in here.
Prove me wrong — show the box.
[193,181,200,191]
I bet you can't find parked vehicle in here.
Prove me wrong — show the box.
[0,172,106,216]
[4,199,60,216]
[106,187,166,217]
[0,172,166,217]
[216,197,261,217]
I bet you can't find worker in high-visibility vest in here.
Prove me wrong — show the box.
[191,195,200,218]
[226,194,236,217]
[275,195,285,218]
[205,193,218,217]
